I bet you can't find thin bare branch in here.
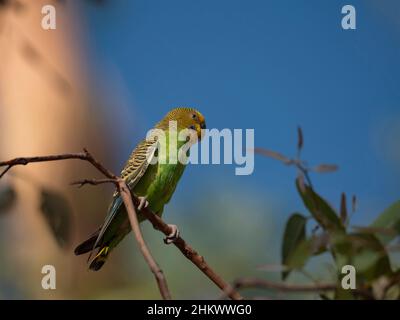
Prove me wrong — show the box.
[70,178,118,188]
[78,179,243,300]
[222,277,375,300]
[118,179,172,299]
[0,165,12,179]
[133,204,242,300]
[0,150,243,300]
[0,149,117,180]
[0,149,170,299]
[234,277,337,292]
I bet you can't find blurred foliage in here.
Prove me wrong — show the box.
[0,184,16,214]
[40,188,72,248]
[281,213,306,280]
[0,181,72,249]
[258,128,400,300]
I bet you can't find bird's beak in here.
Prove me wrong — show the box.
[198,121,206,140]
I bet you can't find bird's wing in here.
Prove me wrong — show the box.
[120,136,159,190]
[88,137,158,261]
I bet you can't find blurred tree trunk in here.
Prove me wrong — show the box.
[0,1,115,298]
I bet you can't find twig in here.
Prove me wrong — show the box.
[75,178,243,299]
[0,149,116,179]
[71,178,118,188]
[136,203,243,300]
[0,150,243,300]
[222,277,375,300]
[296,163,314,191]
[233,277,337,293]
[118,179,171,300]
[0,149,171,299]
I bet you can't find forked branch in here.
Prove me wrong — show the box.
[0,149,243,300]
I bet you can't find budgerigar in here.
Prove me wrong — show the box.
[74,107,206,270]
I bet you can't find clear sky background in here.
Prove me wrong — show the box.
[79,0,400,226]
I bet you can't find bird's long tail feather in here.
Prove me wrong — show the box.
[89,246,110,271]
[74,230,100,256]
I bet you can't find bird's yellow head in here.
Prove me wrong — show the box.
[157,107,206,140]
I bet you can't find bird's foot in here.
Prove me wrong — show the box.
[137,196,149,211]
[164,224,180,244]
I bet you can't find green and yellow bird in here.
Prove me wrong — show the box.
[75,107,206,270]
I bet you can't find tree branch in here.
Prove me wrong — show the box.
[137,203,243,300]
[0,149,117,179]
[70,178,118,188]
[222,277,375,300]
[233,277,337,293]
[0,150,243,300]
[118,179,171,299]
[0,149,171,299]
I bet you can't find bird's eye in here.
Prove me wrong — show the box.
[189,125,196,130]
[191,113,197,119]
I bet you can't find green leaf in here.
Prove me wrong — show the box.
[295,178,344,233]
[0,185,16,214]
[40,188,72,248]
[370,201,400,245]
[331,233,392,299]
[297,126,303,152]
[285,238,314,270]
[385,285,400,300]
[331,233,392,282]
[281,213,307,280]
[334,287,356,300]
[283,233,329,278]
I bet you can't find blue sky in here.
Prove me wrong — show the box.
[79,0,400,225]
